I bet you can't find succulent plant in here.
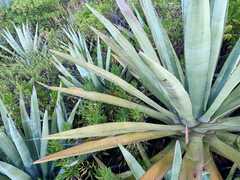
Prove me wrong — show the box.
[0,23,47,65]
[0,86,80,179]
[36,0,240,179]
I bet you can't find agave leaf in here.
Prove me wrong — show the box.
[40,111,49,178]
[201,65,240,122]
[151,141,176,163]
[119,145,145,179]
[116,0,159,63]
[204,0,229,108]
[42,84,174,123]
[216,132,240,149]
[51,50,172,117]
[141,147,174,180]
[7,117,36,176]
[140,52,196,126]
[181,0,188,20]
[19,92,31,139]
[210,39,240,102]
[55,95,65,132]
[0,98,11,135]
[207,135,240,165]
[105,47,111,72]
[139,0,184,82]
[44,122,182,140]
[30,86,41,157]
[196,117,240,132]
[34,131,175,164]
[67,99,81,127]
[59,75,75,87]
[52,56,82,87]
[86,4,170,106]
[180,134,204,179]
[19,92,38,159]
[33,24,39,51]
[97,37,103,69]
[90,27,137,74]
[212,84,240,120]
[226,163,237,180]
[184,0,211,117]
[0,130,22,167]
[0,161,31,180]
[137,143,151,168]
[204,145,223,180]
[170,141,182,180]
[1,29,25,57]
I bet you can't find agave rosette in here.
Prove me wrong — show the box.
[36,0,240,179]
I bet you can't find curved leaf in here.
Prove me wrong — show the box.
[171,141,182,180]
[139,0,184,82]
[210,39,240,102]
[140,52,196,127]
[180,134,204,179]
[0,161,31,180]
[207,135,240,165]
[184,0,211,117]
[34,131,175,164]
[201,65,240,122]
[119,145,145,179]
[204,0,229,108]
[0,130,22,167]
[141,148,174,180]
[41,84,174,123]
[204,145,223,180]
[116,0,159,63]
[44,122,183,140]
[52,50,172,116]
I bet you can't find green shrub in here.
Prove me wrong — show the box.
[0,0,65,30]
[0,54,59,122]
[224,0,240,45]
[73,0,116,37]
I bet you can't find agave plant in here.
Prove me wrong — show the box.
[35,0,240,179]
[53,26,112,90]
[0,0,12,8]
[0,23,47,65]
[0,87,80,179]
